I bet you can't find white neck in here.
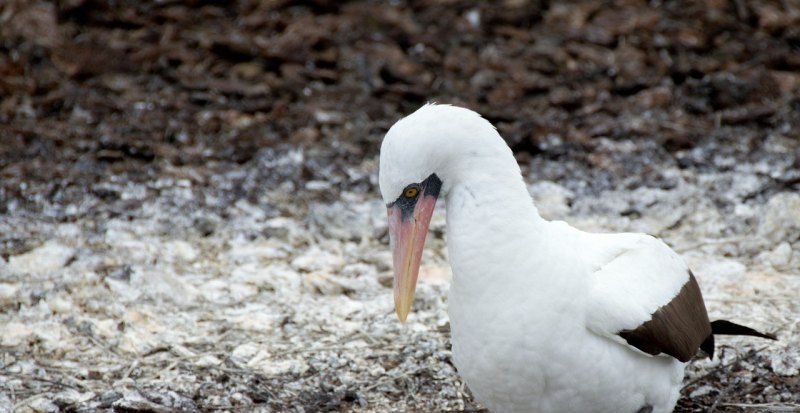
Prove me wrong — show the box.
[443,151,546,289]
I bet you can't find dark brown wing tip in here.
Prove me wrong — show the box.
[617,273,711,363]
[700,333,715,359]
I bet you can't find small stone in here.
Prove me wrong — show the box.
[111,389,163,412]
[257,358,308,376]
[7,241,75,275]
[528,181,574,220]
[0,393,12,413]
[689,385,717,398]
[305,180,332,191]
[291,246,345,273]
[313,110,343,124]
[26,397,59,413]
[231,62,263,80]
[633,86,672,109]
[771,345,800,376]
[0,322,31,346]
[759,193,800,245]
[768,242,793,270]
[229,282,258,301]
[165,240,198,262]
[464,9,480,28]
[53,389,90,406]
[230,309,280,331]
[194,216,218,236]
[290,126,320,143]
[46,296,73,314]
[304,272,347,295]
[231,343,261,365]
[170,345,196,359]
[0,283,20,307]
[195,355,222,367]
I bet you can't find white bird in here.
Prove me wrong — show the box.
[378,104,775,413]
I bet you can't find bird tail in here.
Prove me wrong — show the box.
[710,320,777,340]
[700,320,776,360]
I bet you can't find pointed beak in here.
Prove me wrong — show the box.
[387,188,438,322]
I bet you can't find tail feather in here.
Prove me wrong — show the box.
[711,320,777,340]
[699,320,776,360]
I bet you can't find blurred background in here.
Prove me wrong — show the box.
[1,0,799,412]
[2,0,799,218]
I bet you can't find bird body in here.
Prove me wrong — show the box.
[447,215,684,413]
[378,103,774,413]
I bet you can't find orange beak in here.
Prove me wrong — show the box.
[387,186,439,322]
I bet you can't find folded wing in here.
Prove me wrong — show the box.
[584,234,712,362]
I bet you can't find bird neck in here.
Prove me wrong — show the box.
[443,154,547,286]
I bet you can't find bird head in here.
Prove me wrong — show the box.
[378,103,509,322]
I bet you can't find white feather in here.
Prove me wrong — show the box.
[584,232,690,348]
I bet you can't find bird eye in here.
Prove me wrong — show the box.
[404,186,419,198]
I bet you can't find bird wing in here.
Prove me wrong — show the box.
[584,233,712,362]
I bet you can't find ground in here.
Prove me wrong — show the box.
[1,0,800,412]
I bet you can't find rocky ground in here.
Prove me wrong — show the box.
[1,0,800,412]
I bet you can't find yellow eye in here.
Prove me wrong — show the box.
[404,187,419,198]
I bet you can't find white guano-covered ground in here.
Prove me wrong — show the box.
[1,138,799,412]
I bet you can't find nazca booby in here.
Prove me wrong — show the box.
[378,104,775,413]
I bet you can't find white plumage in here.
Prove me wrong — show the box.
[378,104,766,413]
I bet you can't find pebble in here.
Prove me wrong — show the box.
[231,343,261,364]
[758,192,800,245]
[195,355,222,367]
[228,282,258,301]
[1,321,31,346]
[227,304,280,331]
[291,246,345,272]
[0,393,11,413]
[258,358,308,376]
[0,283,20,306]
[7,241,75,275]
[770,344,800,376]
[46,296,73,314]
[689,385,716,398]
[24,397,59,413]
[132,269,199,306]
[303,272,349,295]
[52,389,90,406]
[528,181,574,220]
[226,240,288,262]
[164,240,199,262]
[768,242,793,271]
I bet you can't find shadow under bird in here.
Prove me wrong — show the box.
[378,104,776,413]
